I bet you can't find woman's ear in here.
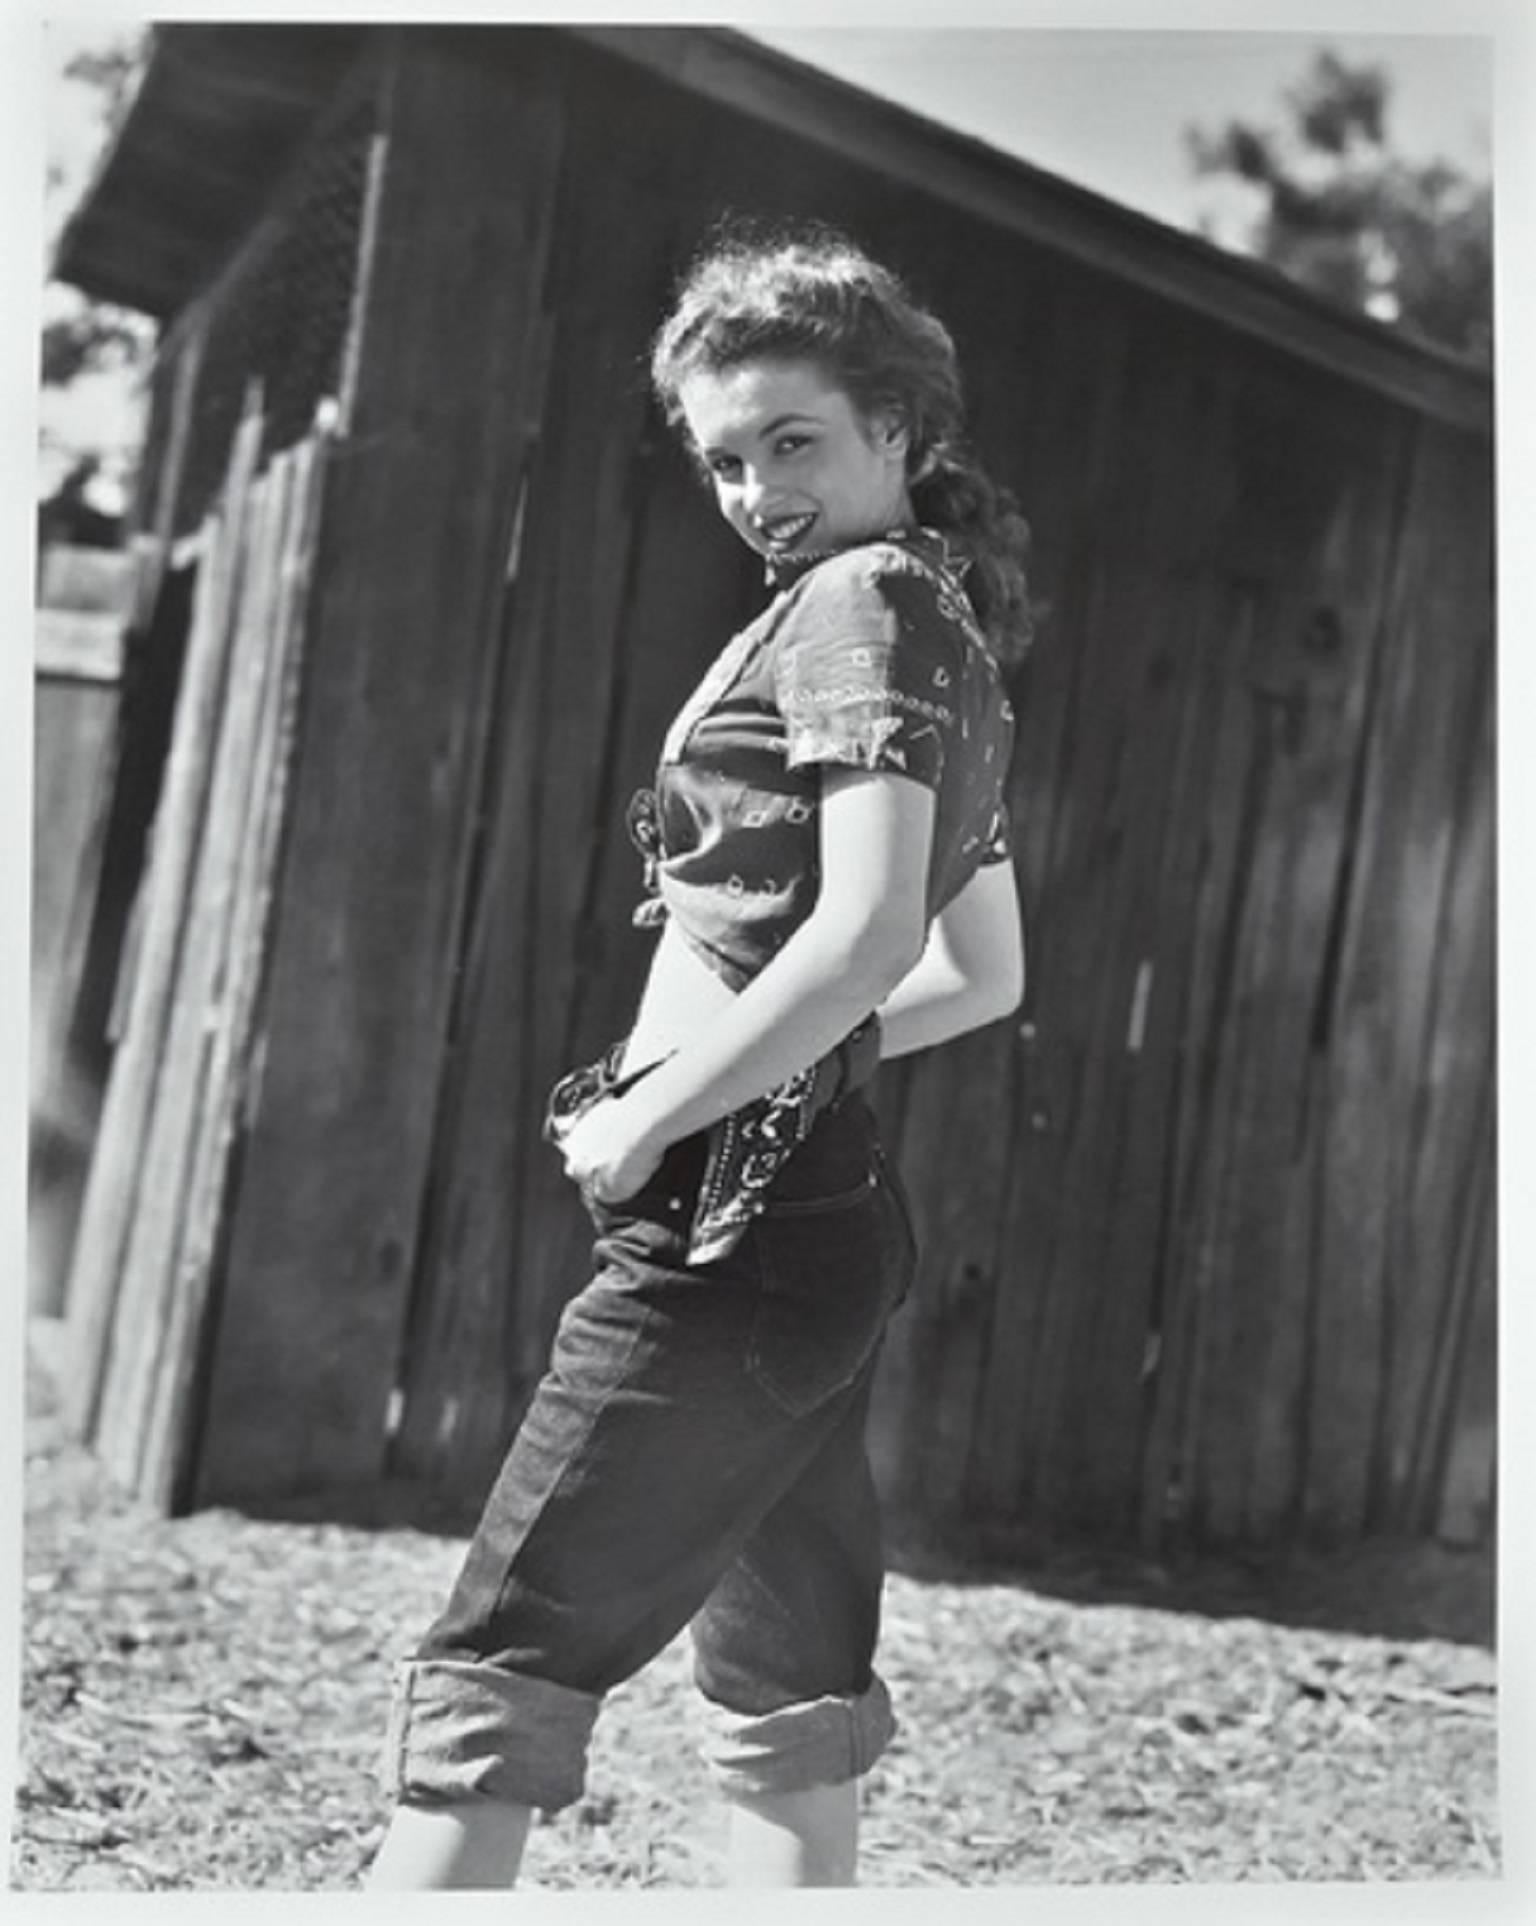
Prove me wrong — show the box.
[876,409,911,462]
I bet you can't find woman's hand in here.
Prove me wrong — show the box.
[604,769,934,1155]
[553,1094,665,1206]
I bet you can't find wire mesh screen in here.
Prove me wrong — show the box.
[169,81,377,538]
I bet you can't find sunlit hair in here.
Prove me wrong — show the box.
[650,219,1034,664]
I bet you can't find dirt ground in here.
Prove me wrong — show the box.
[11,1326,1499,1892]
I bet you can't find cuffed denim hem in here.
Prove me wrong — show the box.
[697,1673,898,1799]
[380,1658,601,1814]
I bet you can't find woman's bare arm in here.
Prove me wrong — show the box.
[876,858,1025,1060]
[556,768,933,1195]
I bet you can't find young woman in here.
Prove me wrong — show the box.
[367,223,1030,1890]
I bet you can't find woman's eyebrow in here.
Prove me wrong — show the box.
[698,411,820,455]
[758,411,820,437]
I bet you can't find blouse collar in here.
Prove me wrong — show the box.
[763,523,972,592]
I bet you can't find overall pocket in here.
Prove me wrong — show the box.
[746,1172,898,1417]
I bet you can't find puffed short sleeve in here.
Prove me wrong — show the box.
[770,548,966,789]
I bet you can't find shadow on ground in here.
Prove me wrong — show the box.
[33,1320,1490,1656]
[235,1474,1494,1651]
[882,1517,1494,1650]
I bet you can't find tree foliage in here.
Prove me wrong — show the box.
[41,305,148,388]
[44,29,154,393]
[63,37,149,131]
[1187,50,1491,364]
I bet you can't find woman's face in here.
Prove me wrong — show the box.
[676,358,913,563]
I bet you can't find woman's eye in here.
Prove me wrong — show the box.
[709,456,742,481]
[775,434,810,457]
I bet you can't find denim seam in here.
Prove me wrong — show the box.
[487,1286,655,1629]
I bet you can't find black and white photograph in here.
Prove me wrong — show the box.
[11,5,1515,1902]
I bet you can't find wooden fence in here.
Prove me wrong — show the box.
[62,392,333,1510]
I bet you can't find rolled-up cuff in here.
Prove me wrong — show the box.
[380,1657,601,1813]
[697,1673,898,1799]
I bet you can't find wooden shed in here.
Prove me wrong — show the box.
[50,24,1494,1554]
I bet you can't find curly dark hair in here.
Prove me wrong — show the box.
[650,220,1034,664]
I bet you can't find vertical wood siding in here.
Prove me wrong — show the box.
[62,401,333,1507]
[190,39,569,1505]
[73,31,1491,1549]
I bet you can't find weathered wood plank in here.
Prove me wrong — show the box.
[1236,428,1413,1543]
[1429,1127,1495,1546]
[31,681,119,1033]
[1372,433,1494,1532]
[1408,1076,1493,1537]
[144,430,332,1509]
[894,1025,1020,1520]
[967,304,1138,1525]
[1144,375,1405,1548]
[131,313,207,627]
[1297,423,1489,1541]
[30,674,119,1319]
[1051,322,1258,1539]
[62,392,265,1444]
[982,311,1238,1539]
[96,455,294,1486]
[970,308,1139,1525]
[1394,684,1494,1533]
[1133,565,1262,1546]
[388,104,661,1492]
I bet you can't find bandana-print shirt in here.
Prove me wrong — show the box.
[628,526,1016,992]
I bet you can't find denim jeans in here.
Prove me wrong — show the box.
[380,1077,917,1813]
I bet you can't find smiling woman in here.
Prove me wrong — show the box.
[677,360,915,563]
[365,223,1029,1891]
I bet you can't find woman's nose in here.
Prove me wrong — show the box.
[739,468,771,516]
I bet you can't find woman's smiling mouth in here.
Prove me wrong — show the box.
[757,511,818,550]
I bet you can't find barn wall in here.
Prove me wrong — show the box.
[97,27,1491,1549]
[378,34,1495,1549]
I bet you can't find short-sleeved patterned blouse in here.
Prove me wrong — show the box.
[628,526,1016,992]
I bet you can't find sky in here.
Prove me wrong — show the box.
[747,28,1492,234]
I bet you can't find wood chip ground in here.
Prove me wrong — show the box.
[14,1329,1497,1890]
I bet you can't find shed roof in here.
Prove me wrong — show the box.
[54,22,1490,434]
[52,23,365,321]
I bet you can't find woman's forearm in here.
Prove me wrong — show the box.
[876,860,1026,1058]
[876,945,1019,1059]
[618,909,920,1153]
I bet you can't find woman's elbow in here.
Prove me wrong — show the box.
[979,954,1025,1028]
[1005,937,1028,1013]
[982,930,1026,1024]
[827,906,928,1001]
